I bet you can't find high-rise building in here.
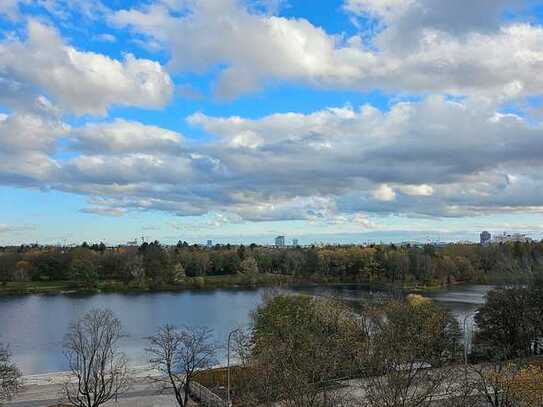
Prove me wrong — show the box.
[207,240,213,248]
[292,238,299,246]
[275,235,285,247]
[480,231,491,245]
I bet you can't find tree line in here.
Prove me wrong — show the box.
[2,240,543,288]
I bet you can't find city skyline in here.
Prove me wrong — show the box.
[2,1,543,244]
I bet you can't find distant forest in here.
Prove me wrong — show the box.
[1,240,543,287]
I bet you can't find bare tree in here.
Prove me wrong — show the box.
[62,309,130,407]
[438,367,480,407]
[146,324,217,407]
[469,362,518,407]
[0,343,22,404]
[363,354,455,407]
[361,300,461,407]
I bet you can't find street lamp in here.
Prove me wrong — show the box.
[227,328,242,407]
[463,312,474,366]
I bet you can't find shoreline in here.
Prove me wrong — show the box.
[0,274,459,297]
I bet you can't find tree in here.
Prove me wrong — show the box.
[70,259,99,286]
[362,299,461,407]
[239,257,259,274]
[468,362,543,407]
[146,325,217,407]
[470,362,519,407]
[62,309,130,407]
[120,254,145,286]
[242,294,367,407]
[474,287,536,360]
[141,242,174,284]
[504,364,543,407]
[0,344,21,404]
[528,272,543,353]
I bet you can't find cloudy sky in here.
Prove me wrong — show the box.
[2,0,543,245]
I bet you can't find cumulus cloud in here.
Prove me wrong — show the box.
[186,96,543,218]
[2,1,543,228]
[373,184,396,202]
[1,94,543,222]
[344,0,525,41]
[0,0,20,20]
[110,0,543,101]
[70,119,183,155]
[398,184,434,197]
[5,85,543,222]
[0,112,67,186]
[0,20,173,115]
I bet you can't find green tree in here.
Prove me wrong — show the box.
[474,287,536,360]
[245,294,367,407]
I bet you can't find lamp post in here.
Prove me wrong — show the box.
[463,312,474,366]
[227,328,241,407]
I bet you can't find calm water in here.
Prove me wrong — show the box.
[0,284,493,375]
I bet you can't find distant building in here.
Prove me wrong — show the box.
[292,238,299,246]
[275,236,285,247]
[207,240,213,248]
[126,240,138,246]
[480,231,491,245]
[492,232,532,244]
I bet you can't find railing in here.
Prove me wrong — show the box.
[189,380,229,407]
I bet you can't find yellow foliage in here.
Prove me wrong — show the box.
[508,365,543,407]
[493,364,543,407]
[406,293,432,307]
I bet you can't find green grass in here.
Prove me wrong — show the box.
[0,280,79,295]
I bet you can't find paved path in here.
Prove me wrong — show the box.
[6,389,179,407]
[5,377,181,407]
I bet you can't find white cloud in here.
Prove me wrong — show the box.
[110,0,543,101]
[80,207,127,217]
[2,2,543,225]
[95,33,117,43]
[0,20,173,115]
[2,96,543,221]
[0,0,20,20]
[70,119,183,155]
[0,112,67,186]
[398,184,434,196]
[344,0,521,40]
[373,184,397,201]
[0,112,68,154]
[187,96,543,218]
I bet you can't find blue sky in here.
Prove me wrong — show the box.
[2,0,543,245]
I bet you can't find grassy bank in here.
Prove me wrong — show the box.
[0,273,387,296]
[0,271,469,297]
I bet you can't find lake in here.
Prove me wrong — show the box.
[0,284,493,375]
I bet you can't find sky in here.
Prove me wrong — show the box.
[2,0,543,245]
